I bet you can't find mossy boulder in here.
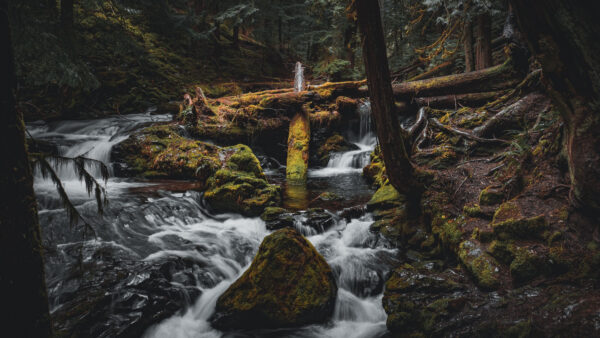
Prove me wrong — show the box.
[492,215,548,240]
[510,247,550,284]
[111,124,220,181]
[458,240,502,290]
[210,228,337,330]
[335,96,358,116]
[479,186,505,206]
[367,184,404,211]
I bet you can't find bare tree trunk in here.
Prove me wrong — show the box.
[475,13,492,70]
[463,20,474,72]
[1,1,53,335]
[510,0,600,214]
[355,0,420,208]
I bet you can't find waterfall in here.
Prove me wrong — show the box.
[309,100,376,177]
[294,61,305,93]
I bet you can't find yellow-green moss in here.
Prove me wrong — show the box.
[212,228,337,329]
[479,186,504,206]
[286,112,310,183]
[367,184,404,211]
[492,215,548,240]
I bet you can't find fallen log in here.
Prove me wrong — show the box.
[430,117,510,145]
[388,59,521,98]
[413,91,503,109]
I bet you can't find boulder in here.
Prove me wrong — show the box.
[203,144,281,216]
[210,228,337,330]
[315,134,358,166]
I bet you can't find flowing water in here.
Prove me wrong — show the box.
[294,62,305,93]
[29,105,394,338]
[309,101,377,178]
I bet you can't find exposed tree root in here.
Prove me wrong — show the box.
[430,117,510,144]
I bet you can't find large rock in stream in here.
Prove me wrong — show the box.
[210,228,337,330]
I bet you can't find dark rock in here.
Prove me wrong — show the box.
[339,205,367,221]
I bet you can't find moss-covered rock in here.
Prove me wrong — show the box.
[458,240,502,290]
[111,124,220,181]
[479,186,505,206]
[260,207,294,231]
[492,215,548,240]
[367,184,404,211]
[510,247,550,284]
[335,96,358,116]
[210,228,337,330]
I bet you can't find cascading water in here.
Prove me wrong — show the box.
[294,61,305,93]
[30,111,393,338]
[310,100,377,177]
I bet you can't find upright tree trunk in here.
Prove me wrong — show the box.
[355,0,420,208]
[463,20,474,72]
[1,1,53,336]
[475,13,492,70]
[233,25,240,49]
[344,21,358,69]
[509,0,600,214]
[60,0,73,36]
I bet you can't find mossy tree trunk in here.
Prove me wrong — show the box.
[510,0,600,214]
[355,0,420,209]
[1,1,53,336]
[475,13,492,70]
[286,111,310,184]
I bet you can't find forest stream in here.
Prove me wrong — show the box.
[29,108,396,338]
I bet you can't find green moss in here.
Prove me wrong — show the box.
[432,215,465,250]
[492,215,548,240]
[479,186,504,206]
[458,240,501,290]
[487,240,516,265]
[212,228,337,329]
[463,203,484,218]
[367,184,404,211]
[510,247,549,284]
[492,201,522,223]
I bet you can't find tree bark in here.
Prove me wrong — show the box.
[463,20,474,72]
[509,0,600,214]
[1,1,53,335]
[475,13,492,70]
[233,25,240,49]
[60,0,73,36]
[355,0,420,205]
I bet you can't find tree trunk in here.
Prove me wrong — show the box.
[355,0,420,206]
[60,0,73,36]
[233,25,240,49]
[475,13,492,70]
[344,21,357,69]
[509,0,600,214]
[1,1,53,336]
[463,20,474,72]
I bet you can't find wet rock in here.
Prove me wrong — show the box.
[339,205,366,221]
[304,208,336,233]
[260,207,295,231]
[51,252,207,338]
[335,96,359,116]
[211,228,337,330]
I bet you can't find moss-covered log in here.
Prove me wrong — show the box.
[389,59,521,98]
[414,91,502,109]
[286,110,310,183]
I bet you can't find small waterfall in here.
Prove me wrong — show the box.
[28,113,171,183]
[294,62,305,93]
[309,100,376,177]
